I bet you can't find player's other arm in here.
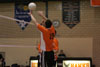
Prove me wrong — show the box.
[37,11,47,21]
[53,39,59,53]
[29,11,47,32]
[38,43,42,53]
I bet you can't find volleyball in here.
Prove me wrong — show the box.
[28,2,36,10]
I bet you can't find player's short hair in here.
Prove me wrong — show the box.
[45,19,52,28]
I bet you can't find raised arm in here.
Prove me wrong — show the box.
[29,11,47,32]
[29,11,39,26]
[37,11,47,21]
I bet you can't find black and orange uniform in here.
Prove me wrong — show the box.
[38,38,59,53]
[37,38,59,67]
[37,24,55,67]
[53,38,59,52]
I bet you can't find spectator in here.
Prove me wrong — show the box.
[58,50,66,58]
[0,54,6,67]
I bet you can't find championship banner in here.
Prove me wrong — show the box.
[15,2,31,30]
[91,0,100,6]
[62,0,80,29]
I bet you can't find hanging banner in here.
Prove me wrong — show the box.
[62,0,80,29]
[15,2,31,30]
[91,0,100,6]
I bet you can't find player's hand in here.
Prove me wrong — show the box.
[28,10,33,15]
[54,50,58,54]
[37,11,44,16]
[54,50,57,53]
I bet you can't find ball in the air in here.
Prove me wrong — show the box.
[28,2,36,10]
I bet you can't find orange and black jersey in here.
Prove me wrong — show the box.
[37,24,55,51]
[37,38,59,52]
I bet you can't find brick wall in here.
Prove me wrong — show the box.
[93,7,100,67]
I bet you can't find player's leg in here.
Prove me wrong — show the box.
[45,51,55,67]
